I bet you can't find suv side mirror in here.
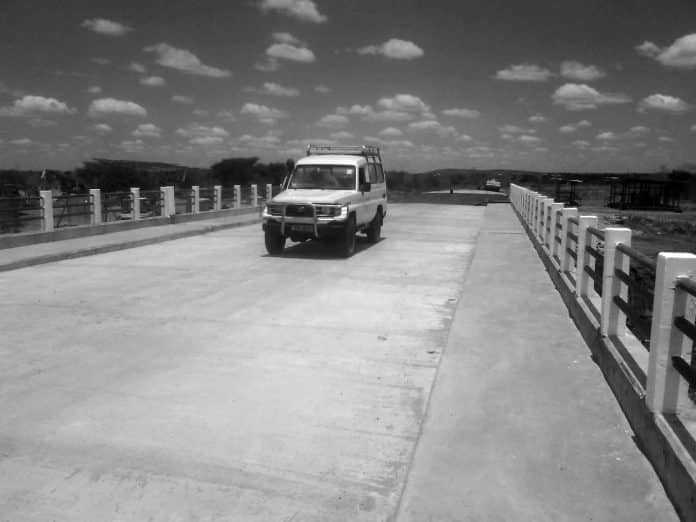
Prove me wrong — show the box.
[359,182,371,192]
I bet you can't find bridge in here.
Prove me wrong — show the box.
[0,197,690,521]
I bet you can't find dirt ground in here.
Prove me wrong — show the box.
[582,204,696,259]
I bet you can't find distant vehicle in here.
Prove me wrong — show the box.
[262,145,388,257]
[484,179,501,192]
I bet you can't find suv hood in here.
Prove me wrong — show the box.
[272,189,354,205]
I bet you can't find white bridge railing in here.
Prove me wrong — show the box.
[509,183,696,415]
[5,184,275,234]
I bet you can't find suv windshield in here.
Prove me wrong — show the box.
[288,165,356,190]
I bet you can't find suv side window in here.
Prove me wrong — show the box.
[367,162,377,183]
[359,166,367,185]
[375,164,384,183]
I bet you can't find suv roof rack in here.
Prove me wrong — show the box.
[306,144,381,162]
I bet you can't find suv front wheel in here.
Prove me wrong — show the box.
[265,227,286,255]
[366,210,382,243]
[338,215,356,258]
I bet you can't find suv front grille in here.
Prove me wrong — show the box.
[285,204,314,217]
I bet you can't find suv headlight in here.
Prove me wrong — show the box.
[315,205,343,217]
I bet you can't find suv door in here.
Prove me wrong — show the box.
[372,162,387,218]
[356,164,372,225]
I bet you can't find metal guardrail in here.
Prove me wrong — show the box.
[673,277,696,399]
[53,194,93,228]
[612,243,657,350]
[174,189,194,214]
[199,187,215,212]
[139,190,164,217]
[0,196,43,233]
[102,191,133,222]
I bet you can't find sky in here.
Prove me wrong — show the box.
[0,0,695,172]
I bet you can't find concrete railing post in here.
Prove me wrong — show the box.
[534,195,542,238]
[550,202,564,257]
[89,188,102,225]
[234,184,241,208]
[192,185,200,214]
[646,253,696,413]
[600,228,632,337]
[560,208,578,274]
[158,187,166,217]
[39,190,54,232]
[266,184,273,203]
[214,185,222,211]
[251,184,258,207]
[130,187,140,220]
[160,186,170,217]
[540,198,552,246]
[576,216,598,298]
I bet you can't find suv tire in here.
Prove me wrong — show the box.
[338,215,356,258]
[265,228,286,255]
[366,210,382,243]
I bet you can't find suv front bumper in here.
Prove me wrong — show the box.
[262,203,348,238]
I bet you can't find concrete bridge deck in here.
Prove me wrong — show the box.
[0,204,679,521]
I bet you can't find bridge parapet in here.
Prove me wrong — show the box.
[0,184,279,237]
[511,184,696,414]
[510,182,696,520]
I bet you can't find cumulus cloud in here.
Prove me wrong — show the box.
[119,139,145,152]
[128,61,147,73]
[552,83,631,110]
[377,94,429,113]
[658,136,674,142]
[636,34,696,69]
[271,32,304,45]
[193,109,209,117]
[88,98,147,118]
[92,57,111,65]
[518,135,542,143]
[133,123,162,138]
[379,127,403,137]
[144,43,231,77]
[559,120,591,133]
[266,43,315,62]
[494,64,553,82]
[330,131,354,140]
[139,76,166,87]
[238,132,282,149]
[528,113,547,123]
[94,123,112,133]
[691,124,696,132]
[638,94,691,114]
[500,124,535,134]
[240,102,289,125]
[358,38,424,60]
[407,120,458,138]
[314,84,331,94]
[87,86,102,94]
[176,124,229,145]
[316,114,349,128]
[560,60,606,81]
[442,107,480,118]
[259,82,300,96]
[594,126,650,141]
[335,94,431,123]
[9,138,32,145]
[258,0,327,23]
[81,18,133,36]
[0,95,76,117]
[172,95,194,104]
[572,140,591,148]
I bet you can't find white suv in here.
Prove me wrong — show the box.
[262,145,388,257]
